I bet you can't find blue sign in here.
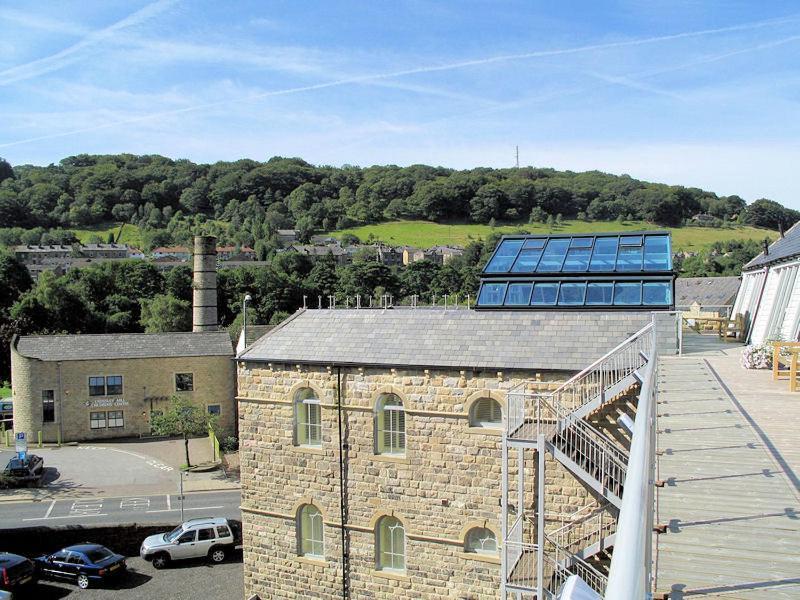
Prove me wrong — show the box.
[15,432,25,440]
[17,451,26,461]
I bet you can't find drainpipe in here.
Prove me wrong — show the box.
[56,361,63,445]
[336,366,349,599]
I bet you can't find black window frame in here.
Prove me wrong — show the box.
[175,373,194,392]
[42,390,55,423]
[88,376,106,396]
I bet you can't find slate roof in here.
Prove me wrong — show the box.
[244,325,274,347]
[743,221,800,271]
[675,276,741,307]
[16,331,233,362]
[239,309,652,372]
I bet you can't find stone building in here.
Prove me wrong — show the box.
[236,230,677,599]
[11,331,236,442]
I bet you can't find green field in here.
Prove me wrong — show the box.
[331,220,778,251]
[71,222,143,247]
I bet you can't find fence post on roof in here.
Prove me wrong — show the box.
[467,294,471,310]
[302,295,307,309]
[318,296,322,310]
[356,295,361,309]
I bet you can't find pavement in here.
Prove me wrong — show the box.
[0,489,241,529]
[14,553,243,600]
[0,437,240,502]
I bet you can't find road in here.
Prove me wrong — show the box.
[17,554,243,600]
[0,490,241,529]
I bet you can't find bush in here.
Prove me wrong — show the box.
[220,435,239,453]
[741,343,773,369]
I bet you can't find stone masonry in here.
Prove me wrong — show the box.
[237,363,613,600]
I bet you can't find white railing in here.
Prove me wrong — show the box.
[549,504,615,558]
[504,514,538,591]
[551,326,653,413]
[544,535,609,597]
[605,326,658,599]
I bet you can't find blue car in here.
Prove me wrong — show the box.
[34,544,126,590]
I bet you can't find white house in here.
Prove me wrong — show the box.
[732,222,800,344]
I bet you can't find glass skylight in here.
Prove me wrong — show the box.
[483,233,672,275]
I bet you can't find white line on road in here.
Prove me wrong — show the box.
[167,494,171,511]
[23,513,109,521]
[146,505,224,513]
[44,500,56,519]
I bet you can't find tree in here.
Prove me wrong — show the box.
[139,294,191,332]
[150,396,216,467]
[0,252,33,319]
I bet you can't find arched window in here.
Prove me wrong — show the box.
[375,394,405,455]
[469,398,503,428]
[465,527,498,555]
[376,516,405,571]
[294,388,321,447]
[297,504,324,558]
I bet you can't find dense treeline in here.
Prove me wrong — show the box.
[0,154,796,252]
[675,239,764,278]
[0,239,493,381]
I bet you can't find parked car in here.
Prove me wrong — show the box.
[0,401,12,426]
[0,552,36,593]
[34,544,126,590]
[140,517,239,569]
[2,455,43,488]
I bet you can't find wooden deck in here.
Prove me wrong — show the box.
[655,334,800,599]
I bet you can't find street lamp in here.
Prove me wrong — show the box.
[243,294,252,351]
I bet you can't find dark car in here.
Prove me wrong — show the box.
[0,552,36,592]
[2,455,43,488]
[34,544,126,590]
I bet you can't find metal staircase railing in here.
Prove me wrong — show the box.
[501,322,657,599]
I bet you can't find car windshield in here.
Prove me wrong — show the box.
[165,525,185,542]
[84,547,114,563]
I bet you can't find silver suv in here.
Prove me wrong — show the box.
[140,517,237,569]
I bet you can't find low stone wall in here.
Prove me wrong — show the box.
[1,520,242,558]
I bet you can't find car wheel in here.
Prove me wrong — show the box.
[152,553,170,569]
[77,574,90,589]
[209,547,226,563]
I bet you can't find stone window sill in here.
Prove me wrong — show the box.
[465,426,503,436]
[374,569,409,582]
[296,555,327,567]
[372,454,410,464]
[292,445,326,455]
[461,552,501,565]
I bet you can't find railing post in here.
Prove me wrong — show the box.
[536,433,545,600]
[501,426,508,599]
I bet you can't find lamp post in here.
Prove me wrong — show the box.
[242,294,252,350]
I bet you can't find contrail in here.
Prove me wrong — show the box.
[0,0,178,86]
[1,13,797,148]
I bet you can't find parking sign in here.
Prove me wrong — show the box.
[15,431,27,454]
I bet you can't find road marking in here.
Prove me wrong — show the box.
[44,500,56,519]
[120,497,151,511]
[23,513,109,521]
[146,505,224,513]
[166,494,171,511]
[70,500,103,516]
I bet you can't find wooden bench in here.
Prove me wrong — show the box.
[721,314,745,342]
[772,342,800,391]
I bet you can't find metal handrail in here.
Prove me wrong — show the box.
[605,326,658,599]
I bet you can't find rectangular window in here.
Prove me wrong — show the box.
[616,246,644,271]
[536,239,570,271]
[42,390,55,423]
[510,248,543,272]
[642,282,672,305]
[530,282,559,306]
[589,237,619,271]
[586,282,614,305]
[562,247,591,272]
[106,375,123,395]
[643,235,671,270]
[484,239,524,273]
[614,282,643,305]
[207,405,221,416]
[175,373,194,392]
[89,377,106,396]
[505,283,533,305]
[477,282,507,306]
[107,410,124,428]
[558,282,587,305]
[90,411,106,429]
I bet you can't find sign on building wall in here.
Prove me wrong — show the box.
[84,398,129,408]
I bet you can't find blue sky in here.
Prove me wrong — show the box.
[1,1,798,206]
